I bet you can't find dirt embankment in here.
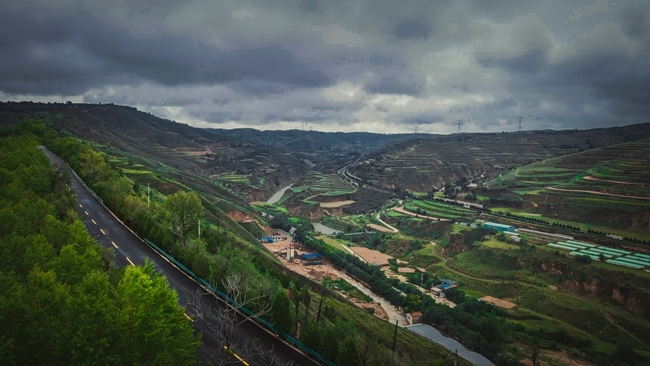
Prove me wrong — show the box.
[539,259,650,317]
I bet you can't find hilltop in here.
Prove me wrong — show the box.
[347,124,650,192]
[0,101,307,202]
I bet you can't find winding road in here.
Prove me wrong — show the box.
[39,147,316,366]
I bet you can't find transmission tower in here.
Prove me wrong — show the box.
[414,125,418,134]
[516,116,525,132]
[457,120,463,133]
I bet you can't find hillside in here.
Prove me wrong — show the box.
[347,124,650,192]
[209,128,421,168]
[0,102,308,202]
[483,139,650,232]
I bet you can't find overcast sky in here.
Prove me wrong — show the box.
[1,0,649,133]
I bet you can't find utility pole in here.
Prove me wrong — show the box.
[517,116,525,132]
[414,125,418,135]
[457,120,463,133]
[198,219,201,241]
[392,319,398,361]
[147,183,150,207]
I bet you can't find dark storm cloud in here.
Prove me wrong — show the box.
[391,20,431,40]
[622,4,650,37]
[404,115,444,125]
[368,53,395,66]
[1,0,649,133]
[0,5,330,96]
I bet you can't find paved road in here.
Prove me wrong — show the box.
[39,147,316,366]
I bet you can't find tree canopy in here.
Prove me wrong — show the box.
[0,123,201,365]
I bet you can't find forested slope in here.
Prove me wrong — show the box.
[0,122,201,365]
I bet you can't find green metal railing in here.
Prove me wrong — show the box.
[143,238,336,366]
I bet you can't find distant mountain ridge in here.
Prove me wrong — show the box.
[207,128,423,167]
[347,123,650,191]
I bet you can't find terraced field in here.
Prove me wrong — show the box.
[349,124,650,191]
[403,199,477,220]
[285,171,357,206]
[482,139,650,231]
[494,140,650,198]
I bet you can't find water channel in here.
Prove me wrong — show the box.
[267,185,292,204]
[311,222,340,235]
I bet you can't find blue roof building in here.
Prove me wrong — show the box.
[441,279,457,286]
[300,253,323,260]
[483,222,515,232]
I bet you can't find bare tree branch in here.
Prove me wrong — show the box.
[188,272,291,366]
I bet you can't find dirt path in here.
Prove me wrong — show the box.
[545,186,650,200]
[393,206,451,221]
[600,310,648,349]
[583,175,644,186]
[374,211,399,233]
[262,239,407,325]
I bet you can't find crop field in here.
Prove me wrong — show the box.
[217,173,249,184]
[283,171,357,207]
[404,199,475,220]
[320,216,364,232]
[293,171,356,196]
[249,202,289,216]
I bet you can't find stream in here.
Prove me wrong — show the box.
[267,185,292,204]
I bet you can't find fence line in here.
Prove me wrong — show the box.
[143,239,336,366]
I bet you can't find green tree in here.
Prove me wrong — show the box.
[300,322,321,349]
[337,336,361,366]
[301,287,311,327]
[163,191,204,249]
[115,260,201,365]
[271,290,292,334]
[320,325,340,362]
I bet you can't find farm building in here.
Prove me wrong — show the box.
[300,253,323,265]
[483,222,515,232]
[258,236,274,243]
[407,311,423,325]
[441,279,458,287]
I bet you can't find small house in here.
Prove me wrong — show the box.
[407,311,423,325]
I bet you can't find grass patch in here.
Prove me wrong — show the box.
[482,237,520,250]
[316,235,349,253]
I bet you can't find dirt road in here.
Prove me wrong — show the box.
[262,239,407,325]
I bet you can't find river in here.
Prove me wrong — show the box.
[405,324,494,366]
[312,222,340,235]
[267,185,292,204]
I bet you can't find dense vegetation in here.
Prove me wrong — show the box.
[0,122,201,365]
[10,118,460,365]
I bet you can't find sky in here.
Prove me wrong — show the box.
[1,0,649,134]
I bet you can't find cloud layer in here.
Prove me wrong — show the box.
[1,0,649,133]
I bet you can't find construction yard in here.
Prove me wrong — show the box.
[261,237,407,325]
